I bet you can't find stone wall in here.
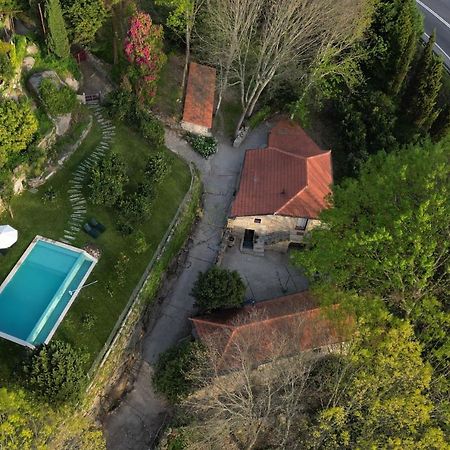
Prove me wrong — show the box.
[181,120,212,137]
[227,214,321,252]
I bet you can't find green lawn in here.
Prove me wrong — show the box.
[0,115,191,382]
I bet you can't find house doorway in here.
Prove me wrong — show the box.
[243,229,255,249]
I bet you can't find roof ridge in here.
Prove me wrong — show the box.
[190,317,236,330]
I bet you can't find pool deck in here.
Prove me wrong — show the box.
[0,235,97,349]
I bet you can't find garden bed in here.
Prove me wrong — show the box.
[0,118,191,382]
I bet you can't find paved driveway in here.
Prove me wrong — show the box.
[103,123,270,449]
[220,246,309,302]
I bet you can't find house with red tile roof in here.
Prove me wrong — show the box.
[190,291,350,370]
[181,62,216,136]
[227,119,333,253]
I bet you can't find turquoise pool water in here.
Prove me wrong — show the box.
[0,238,96,347]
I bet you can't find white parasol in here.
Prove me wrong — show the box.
[0,225,18,249]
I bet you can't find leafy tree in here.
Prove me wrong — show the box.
[118,191,152,222]
[292,142,450,428]
[45,0,70,59]
[61,0,107,45]
[145,151,170,184]
[404,32,443,133]
[0,98,38,166]
[21,340,89,405]
[191,266,246,312]
[124,11,166,105]
[0,388,55,449]
[155,0,204,91]
[292,140,449,314]
[88,152,128,206]
[140,114,165,146]
[153,340,204,403]
[39,77,77,116]
[307,321,448,449]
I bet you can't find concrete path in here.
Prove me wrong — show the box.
[103,124,270,449]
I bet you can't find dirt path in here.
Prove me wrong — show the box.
[102,124,270,449]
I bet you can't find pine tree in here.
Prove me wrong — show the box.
[430,105,450,141]
[388,0,421,95]
[45,0,70,59]
[404,32,443,133]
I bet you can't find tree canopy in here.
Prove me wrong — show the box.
[0,98,38,167]
[45,0,70,59]
[292,139,449,313]
[191,266,246,312]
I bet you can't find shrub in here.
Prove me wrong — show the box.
[0,98,38,166]
[140,114,165,146]
[134,230,149,254]
[124,11,166,105]
[89,152,128,206]
[191,266,246,313]
[186,134,217,158]
[153,340,204,403]
[39,78,77,116]
[108,88,138,123]
[248,105,271,129]
[145,151,170,184]
[81,312,95,330]
[118,191,152,222]
[21,340,88,405]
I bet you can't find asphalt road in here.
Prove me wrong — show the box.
[416,0,450,68]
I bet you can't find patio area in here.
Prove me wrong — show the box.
[220,245,309,303]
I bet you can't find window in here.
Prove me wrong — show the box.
[295,218,308,231]
[254,218,261,224]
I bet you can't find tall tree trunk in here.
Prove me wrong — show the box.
[181,23,190,96]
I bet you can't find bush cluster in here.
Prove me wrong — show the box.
[153,340,204,403]
[21,340,88,405]
[186,134,217,158]
[191,266,246,313]
[248,105,271,129]
[140,114,165,146]
[88,151,171,235]
[39,78,77,116]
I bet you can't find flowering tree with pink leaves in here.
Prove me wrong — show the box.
[124,11,166,105]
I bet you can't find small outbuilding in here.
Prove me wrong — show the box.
[181,62,216,136]
[190,291,350,370]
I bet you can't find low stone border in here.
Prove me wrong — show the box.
[84,164,201,414]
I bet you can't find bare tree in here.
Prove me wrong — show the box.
[180,309,348,449]
[198,0,264,113]
[200,0,370,136]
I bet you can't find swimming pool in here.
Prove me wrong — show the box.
[0,236,97,348]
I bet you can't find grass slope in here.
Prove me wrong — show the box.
[0,117,191,381]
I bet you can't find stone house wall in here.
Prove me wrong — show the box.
[181,120,212,137]
[227,214,321,252]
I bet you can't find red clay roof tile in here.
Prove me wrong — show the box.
[191,291,350,369]
[231,119,332,218]
[182,62,216,130]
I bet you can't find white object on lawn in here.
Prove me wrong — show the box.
[0,225,18,249]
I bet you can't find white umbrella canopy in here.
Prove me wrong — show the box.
[0,225,18,249]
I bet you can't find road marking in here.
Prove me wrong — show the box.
[424,32,450,64]
[416,0,450,30]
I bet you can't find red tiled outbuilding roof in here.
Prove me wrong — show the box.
[182,62,216,130]
[190,291,350,369]
[230,120,332,218]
